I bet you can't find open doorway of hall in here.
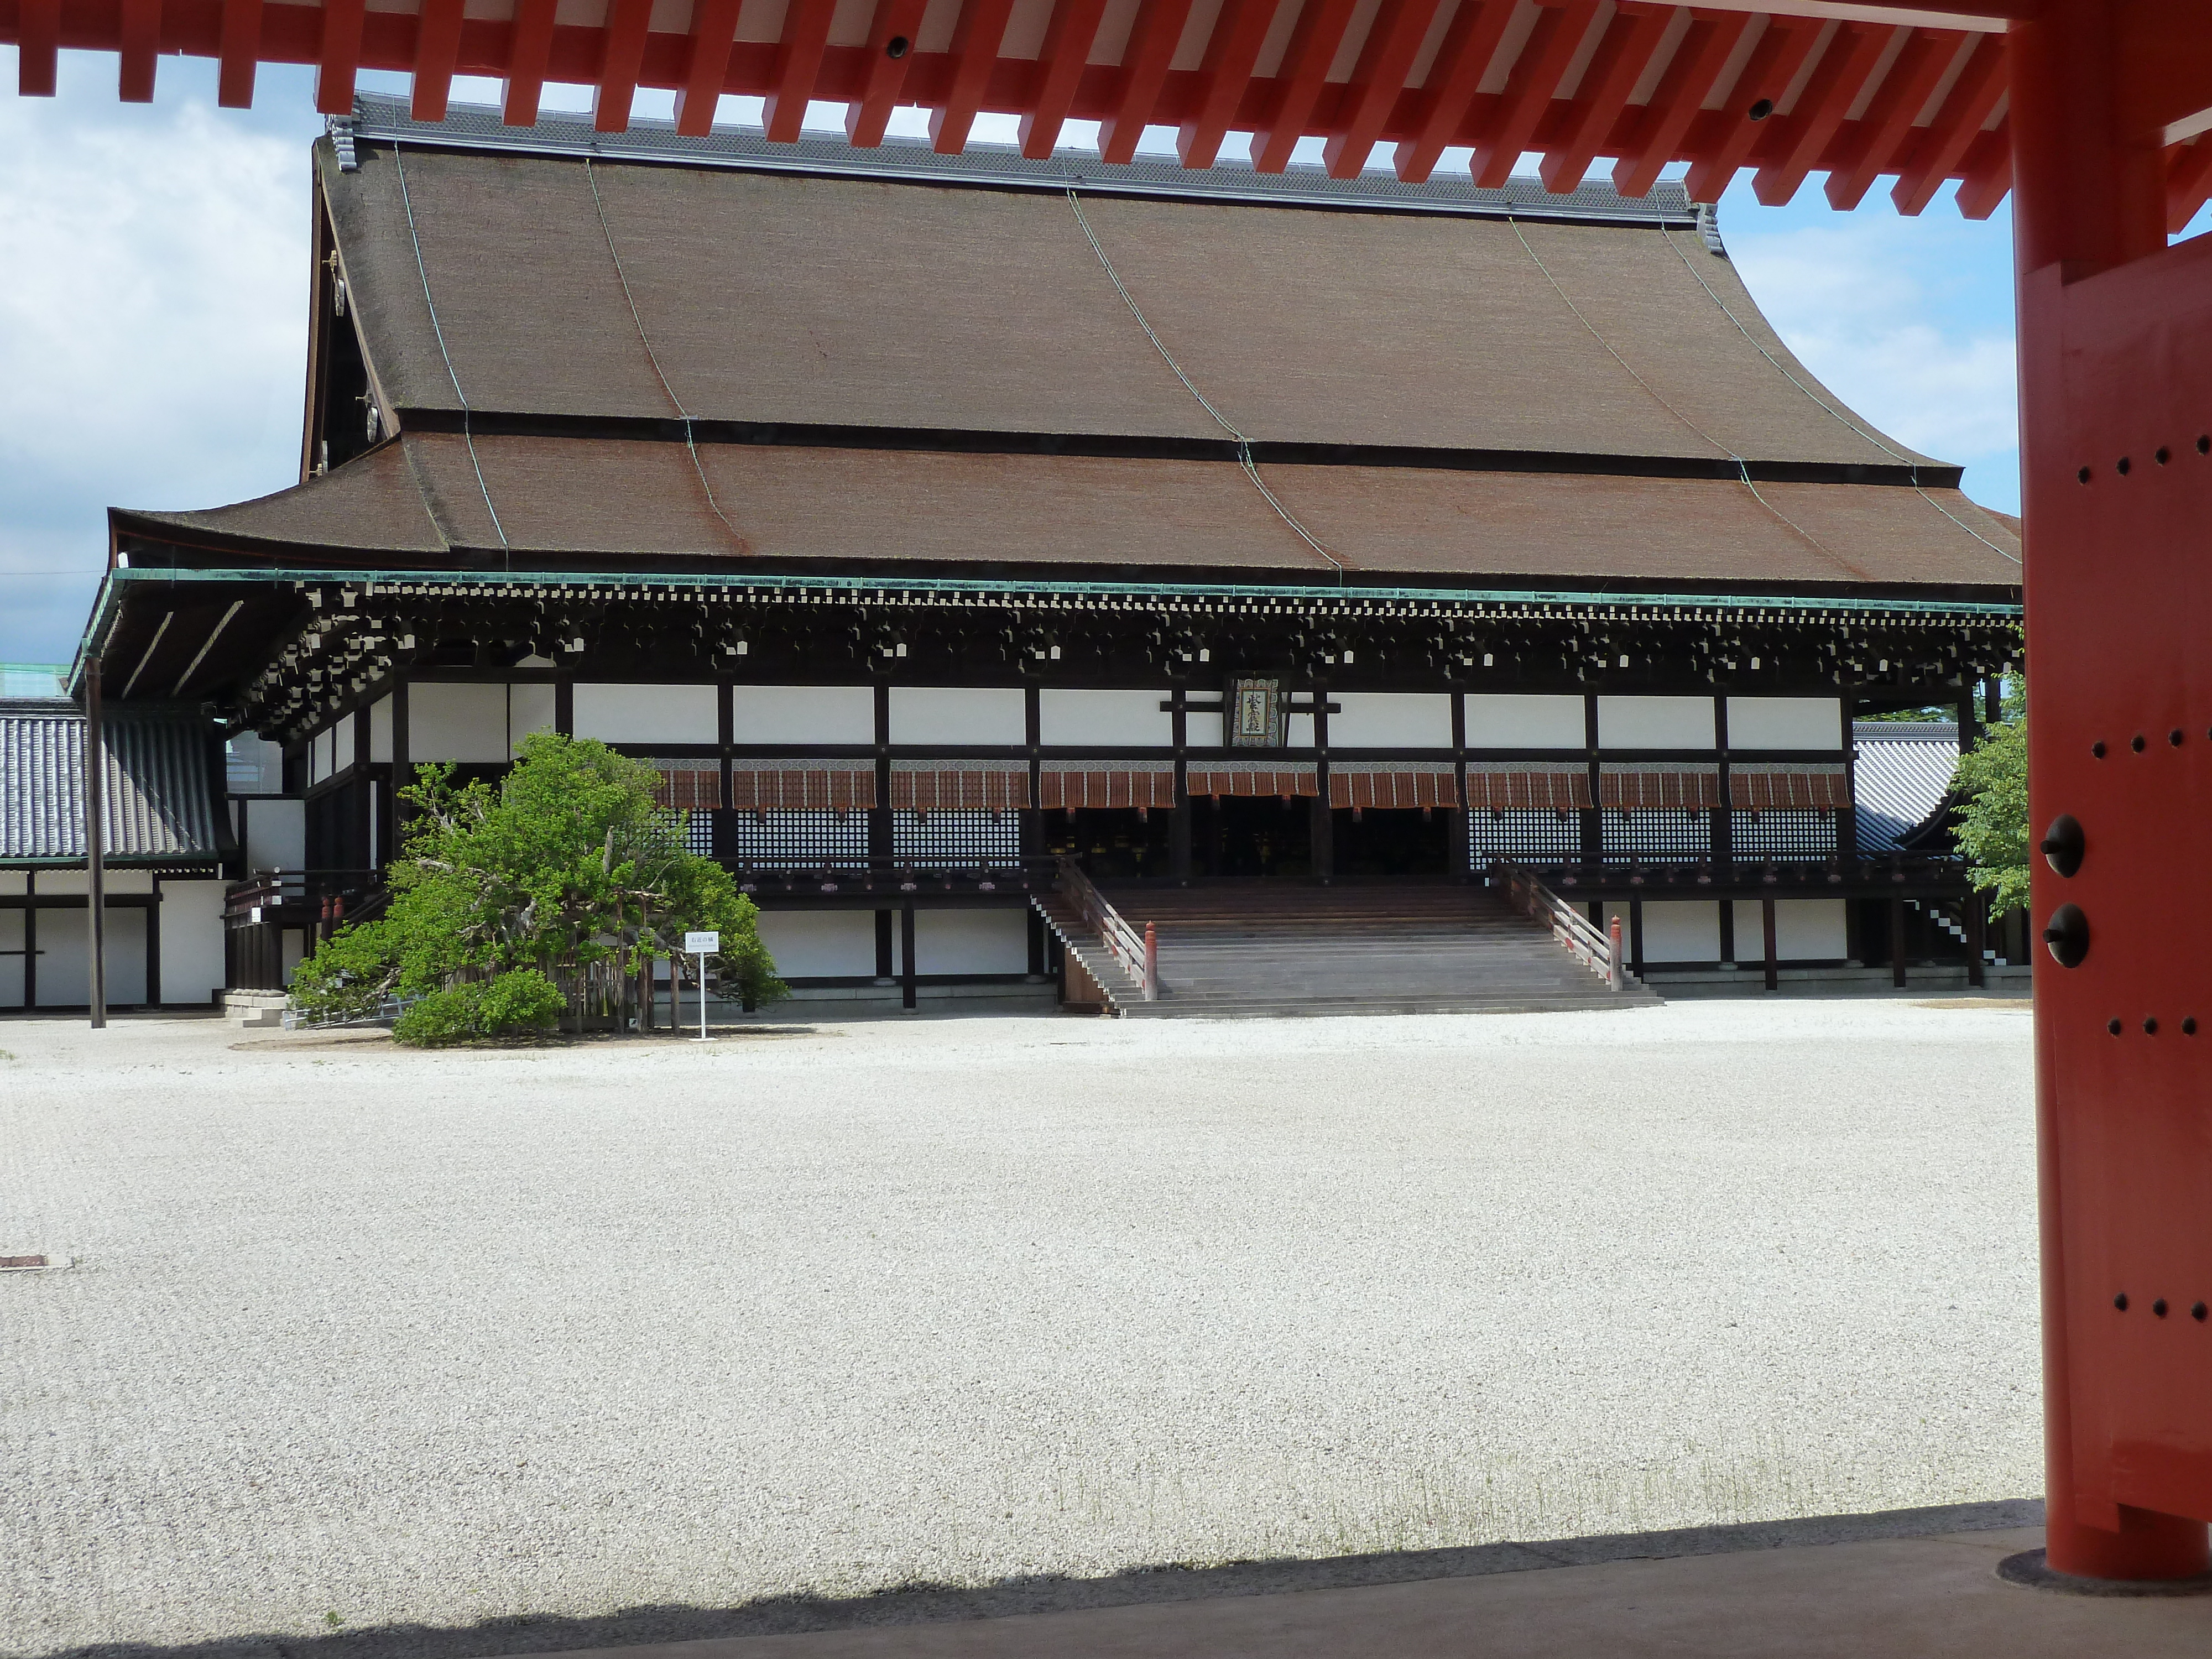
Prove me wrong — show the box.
[1331,806,1454,878]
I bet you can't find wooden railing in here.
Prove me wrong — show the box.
[1053,855,1157,1001]
[1495,860,1627,991]
[225,869,384,924]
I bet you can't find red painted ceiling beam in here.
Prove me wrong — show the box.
[14,0,2212,222]
[1319,0,1443,181]
[1538,4,1674,194]
[1392,0,1517,184]
[1019,0,1111,158]
[1469,0,1600,189]
[1678,17,1820,201]
[843,0,928,147]
[671,0,739,135]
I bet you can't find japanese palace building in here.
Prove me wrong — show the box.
[28,92,2024,1010]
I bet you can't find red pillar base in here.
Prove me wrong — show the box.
[2046,1505,2211,1583]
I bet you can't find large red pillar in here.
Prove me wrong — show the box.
[2012,0,2212,1583]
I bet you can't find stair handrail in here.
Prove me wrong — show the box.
[1494,859,1626,989]
[1052,855,1158,1000]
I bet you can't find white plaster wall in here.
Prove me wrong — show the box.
[39,870,153,894]
[510,683,557,755]
[282,930,306,985]
[573,683,719,744]
[0,872,21,896]
[1464,694,1586,749]
[333,712,356,770]
[732,685,875,745]
[1186,711,1224,749]
[1284,713,1316,750]
[1731,899,1850,963]
[914,909,1028,975]
[1621,899,1722,963]
[890,687,1026,747]
[409,682,512,764]
[159,879,228,1004]
[1039,689,1172,748]
[246,799,306,873]
[368,695,393,763]
[755,910,877,979]
[1728,697,1844,751]
[34,910,87,1006]
[308,728,331,786]
[1329,692,1453,749]
[33,907,145,1006]
[1598,696,1717,750]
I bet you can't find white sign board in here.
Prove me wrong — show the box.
[684,931,720,954]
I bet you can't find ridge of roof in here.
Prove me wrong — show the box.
[340,93,1702,228]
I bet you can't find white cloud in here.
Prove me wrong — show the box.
[0,80,314,664]
[1723,213,2020,509]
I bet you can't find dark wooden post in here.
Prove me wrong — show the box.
[1761,896,1778,993]
[1712,694,1734,880]
[1628,895,1645,977]
[84,659,106,1029]
[1890,895,1908,989]
[871,684,893,874]
[1966,891,1987,989]
[1310,681,1332,883]
[22,870,36,1010]
[1451,695,1470,882]
[390,678,410,845]
[1168,685,1192,884]
[1580,693,1602,872]
[145,882,162,1009]
[900,901,917,1011]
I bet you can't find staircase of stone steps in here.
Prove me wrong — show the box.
[1039,882,1657,1019]
[1031,891,1149,1013]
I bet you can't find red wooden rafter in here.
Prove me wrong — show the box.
[12,0,2212,220]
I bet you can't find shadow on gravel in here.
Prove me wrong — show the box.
[45,1499,2042,1659]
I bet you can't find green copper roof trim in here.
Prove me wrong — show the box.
[98,564,2026,614]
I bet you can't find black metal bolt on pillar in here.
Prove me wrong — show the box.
[84,658,107,1030]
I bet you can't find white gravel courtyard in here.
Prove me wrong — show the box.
[0,998,2038,1656]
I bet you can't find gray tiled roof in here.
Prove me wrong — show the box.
[0,702,225,864]
[1852,721,1961,854]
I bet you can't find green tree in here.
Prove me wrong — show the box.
[290,733,782,1042]
[1952,671,2029,914]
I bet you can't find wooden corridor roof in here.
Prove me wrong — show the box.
[10,0,2212,231]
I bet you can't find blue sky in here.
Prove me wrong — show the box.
[2,50,2039,667]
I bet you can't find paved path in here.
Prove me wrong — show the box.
[527,1524,2212,1659]
[0,998,2038,1657]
